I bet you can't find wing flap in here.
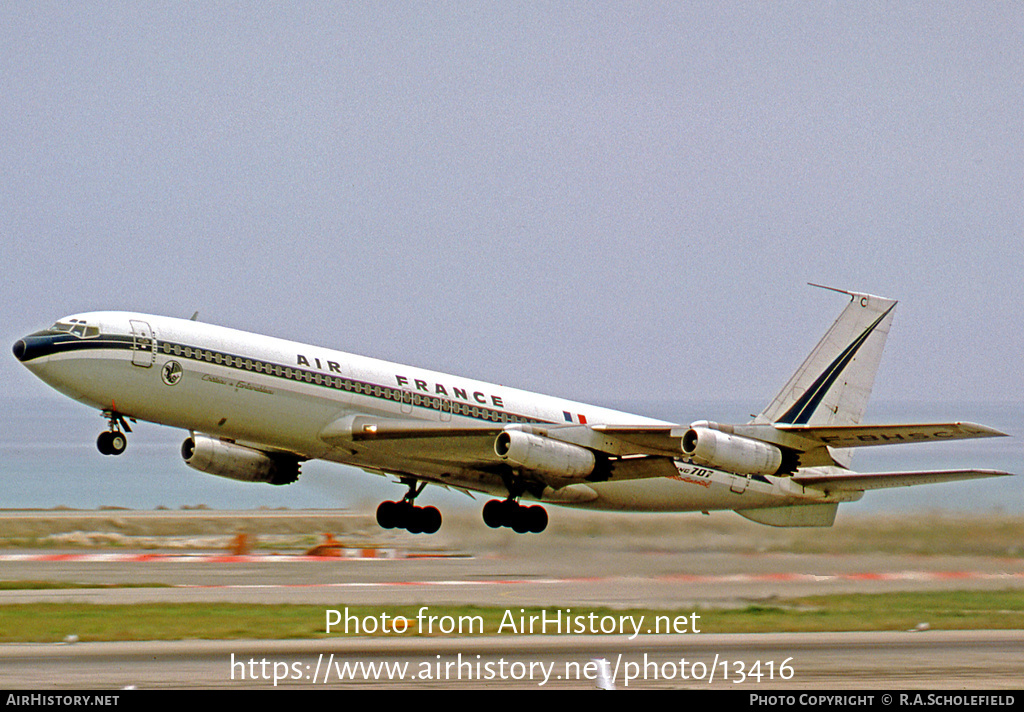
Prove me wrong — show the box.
[588,424,686,456]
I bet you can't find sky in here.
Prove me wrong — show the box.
[3,2,1022,423]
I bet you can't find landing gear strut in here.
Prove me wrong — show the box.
[376,479,442,534]
[96,411,132,456]
[482,498,548,534]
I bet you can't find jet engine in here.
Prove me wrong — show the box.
[181,435,300,485]
[494,430,595,480]
[681,426,784,476]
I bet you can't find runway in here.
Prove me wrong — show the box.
[1,509,1022,688]
[2,631,1022,689]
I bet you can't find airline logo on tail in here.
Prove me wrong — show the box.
[776,303,897,425]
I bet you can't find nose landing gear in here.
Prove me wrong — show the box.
[96,430,127,456]
[96,410,133,456]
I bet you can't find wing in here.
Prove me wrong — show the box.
[317,416,681,493]
[317,414,1010,494]
[772,422,1007,449]
[593,421,1007,473]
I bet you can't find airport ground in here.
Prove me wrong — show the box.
[0,507,1022,689]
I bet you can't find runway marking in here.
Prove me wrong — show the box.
[171,569,1024,592]
[4,553,1023,591]
[0,550,461,562]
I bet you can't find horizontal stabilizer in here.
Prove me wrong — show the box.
[792,468,1012,492]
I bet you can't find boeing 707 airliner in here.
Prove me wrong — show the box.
[12,286,1012,534]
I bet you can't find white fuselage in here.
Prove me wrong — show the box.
[15,311,857,514]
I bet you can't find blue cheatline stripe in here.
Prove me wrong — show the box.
[777,303,896,425]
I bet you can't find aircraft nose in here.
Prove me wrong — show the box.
[12,334,52,363]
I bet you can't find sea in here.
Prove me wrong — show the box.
[0,396,1020,516]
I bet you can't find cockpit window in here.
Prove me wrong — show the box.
[50,319,100,339]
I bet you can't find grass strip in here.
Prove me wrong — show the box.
[1,591,1023,642]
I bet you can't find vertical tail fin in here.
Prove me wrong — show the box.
[756,286,897,441]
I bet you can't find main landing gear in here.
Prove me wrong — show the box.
[482,498,548,534]
[375,479,549,535]
[96,411,132,456]
[376,480,442,534]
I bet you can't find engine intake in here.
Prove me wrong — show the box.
[494,430,595,480]
[681,426,784,476]
[181,435,299,485]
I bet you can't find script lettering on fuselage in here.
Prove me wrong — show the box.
[395,375,505,408]
[203,373,274,395]
[674,463,714,478]
[669,462,715,488]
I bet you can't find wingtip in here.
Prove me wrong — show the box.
[958,422,1009,438]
